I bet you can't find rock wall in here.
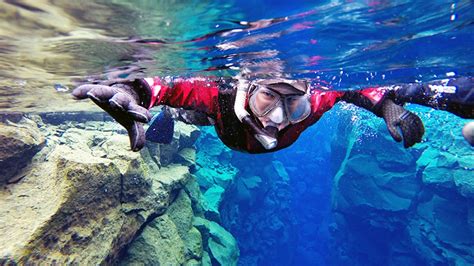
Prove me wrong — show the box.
[329,108,474,265]
[0,112,238,265]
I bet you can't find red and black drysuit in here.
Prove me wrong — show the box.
[140,76,473,154]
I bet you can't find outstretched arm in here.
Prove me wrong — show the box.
[72,76,222,151]
[143,77,220,116]
[337,87,425,148]
[339,77,473,147]
[342,77,474,118]
[385,77,473,119]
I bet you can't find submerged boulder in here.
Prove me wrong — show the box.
[0,143,133,264]
[203,185,226,222]
[122,183,206,265]
[158,122,201,166]
[194,217,240,266]
[120,214,186,265]
[0,117,45,184]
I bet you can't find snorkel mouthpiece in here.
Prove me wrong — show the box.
[256,126,278,150]
[264,126,279,137]
[242,117,278,150]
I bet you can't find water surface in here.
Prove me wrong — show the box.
[0,0,473,112]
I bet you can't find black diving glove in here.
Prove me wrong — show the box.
[72,79,153,151]
[381,99,425,148]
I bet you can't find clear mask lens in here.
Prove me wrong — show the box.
[285,95,311,123]
[249,86,281,116]
[249,85,311,123]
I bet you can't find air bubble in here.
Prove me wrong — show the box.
[446,72,455,77]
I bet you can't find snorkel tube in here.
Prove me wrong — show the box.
[234,78,278,150]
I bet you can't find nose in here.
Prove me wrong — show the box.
[268,105,285,124]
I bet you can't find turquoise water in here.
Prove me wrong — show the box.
[0,0,473,265]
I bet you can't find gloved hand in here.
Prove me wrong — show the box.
[381,99,425,148]
[72,79,153,151]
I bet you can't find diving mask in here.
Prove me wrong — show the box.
[249,82,311,124]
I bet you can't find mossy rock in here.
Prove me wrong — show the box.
[184,227,203,261]
[0,120,45,184]
[168,190,194,239]
[193,217,239,266]
[120,214,185,265]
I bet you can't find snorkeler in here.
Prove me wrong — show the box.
[72,75,473,153]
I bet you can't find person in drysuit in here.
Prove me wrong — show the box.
[72,75,474,153]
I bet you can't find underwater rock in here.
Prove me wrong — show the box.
[0,145,126,264]
[183,227,202,260]
[123,181,206,265]
[185,258,202,266]
[202,251,212,266]
[184,226,203,261]
[158,122,201,166]
[0,117,45,184]
[267,160,289,182]
[408,195,474,265]
[176,122,201,149]
[333,153,421,213]
[0,117,197,264]
[194,127,237,191]
[156,164,192,195]
[420,151,457,187]
[120,214,186,265]
[184,178,206,217]
[168,190,195,239]
[194,160,236,191]
[177,147,197,166]
[193,217,240,266]
[203,185,226,222]
[194,167,216,189]
[329,110,474,265]
[453,170,474,198]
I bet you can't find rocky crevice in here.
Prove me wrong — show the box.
[0,111,239,265]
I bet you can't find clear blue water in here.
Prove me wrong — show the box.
[1,0,473,265]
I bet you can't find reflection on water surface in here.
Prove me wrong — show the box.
[0,0,473,111]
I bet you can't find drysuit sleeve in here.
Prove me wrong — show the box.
[328,87,426,148]
[336,87,388,116]
[144,77,220,117]
[385,77,474,119]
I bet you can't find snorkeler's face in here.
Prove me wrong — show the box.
[249,86,310,131]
